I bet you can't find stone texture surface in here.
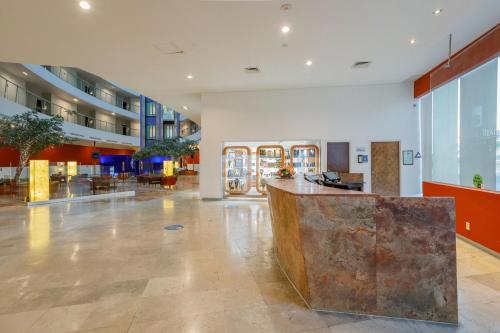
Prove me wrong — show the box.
[267,179,458,324]
[375,197,458,323]
[297,196,377,314]
[267,186,310,303]
[266,178,376,197]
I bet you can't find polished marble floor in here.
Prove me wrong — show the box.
[0,187,499,333]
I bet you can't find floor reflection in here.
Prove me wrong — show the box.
[29,206,50,252]
[0,187,497,333]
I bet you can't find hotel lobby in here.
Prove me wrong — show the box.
[0,1,499,332]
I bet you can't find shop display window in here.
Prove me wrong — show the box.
[290,145,320,175]
[256,145,285,194]
[223,146,251,194]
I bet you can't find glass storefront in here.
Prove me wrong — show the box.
[222,140,320,197]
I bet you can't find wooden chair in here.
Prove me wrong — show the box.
[160,175,177,189]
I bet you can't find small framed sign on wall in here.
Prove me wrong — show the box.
[357,154,368,163]
[402,150,414,165]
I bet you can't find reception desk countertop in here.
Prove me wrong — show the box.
[266,178,458,324]
[266,178,374,197]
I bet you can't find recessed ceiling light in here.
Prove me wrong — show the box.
[186,75,193,80]
[73,98,79,102]
[305,60,313,67]
[409,38,417,45]
[433,8,443,15]
[281,25,290,34]
[280,3,292,11]
[182,106,188,111]
[79,1,91,10]
[22,71,28,76]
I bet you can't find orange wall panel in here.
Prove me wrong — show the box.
[423,181,500,254]
[0,144,135,167]
[413,73,431,98]
[183,151,200,164]
[414,24,500,98]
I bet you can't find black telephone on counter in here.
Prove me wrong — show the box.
[304,174,321,184]
[322,171,340,183]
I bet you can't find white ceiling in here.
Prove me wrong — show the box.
[1,0,499,123]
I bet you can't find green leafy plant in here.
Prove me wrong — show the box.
[472,174,483,188]
[0,110,66,183]
[133,138,199,172]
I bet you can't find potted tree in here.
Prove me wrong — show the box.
[0,110,66,185]
[133,138,199,188]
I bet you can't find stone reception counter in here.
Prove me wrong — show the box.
[266,178,458,324]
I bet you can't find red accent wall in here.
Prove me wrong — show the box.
[183,151,200,164]
[414,24,500,98]
[423,181,500,253]
[0,144,135,167]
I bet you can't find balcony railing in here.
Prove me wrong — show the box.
[41,66,140,113]
[180,123,200,137]
[0,74,139,138]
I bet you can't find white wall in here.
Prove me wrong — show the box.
[51,94,76,111]
[200,82,421,199]
[95,111,116,133]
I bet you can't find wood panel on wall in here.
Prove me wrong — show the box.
[371,141,400,196]
[327,142,349,173]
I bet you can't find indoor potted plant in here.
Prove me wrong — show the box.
[472,174,483,189]
[277,166,295,179]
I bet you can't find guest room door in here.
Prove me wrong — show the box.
[371,141,400,196]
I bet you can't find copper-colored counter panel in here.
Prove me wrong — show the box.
[375,197,458,323]
[297,195,378,314]
[267,178,458,324]
[267,186,310,303]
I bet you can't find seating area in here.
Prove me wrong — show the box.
[136,174,177,187]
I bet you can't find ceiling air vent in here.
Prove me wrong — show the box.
[153,42,185,55]
[244,67,261,74]
[352,61,371,69]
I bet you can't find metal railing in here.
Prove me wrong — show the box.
[180,122,200,137]
[0,74,139,138]
[42,66,140,113]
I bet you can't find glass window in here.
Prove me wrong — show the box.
[146,103,156,116]
[146,125,156,139]
[459,59,498,190]
[421,57,499,191]
[432,79,459,185]
[420,93,432,181]
[164,124,174,138]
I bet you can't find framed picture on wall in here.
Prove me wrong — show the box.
[402,150,414,165]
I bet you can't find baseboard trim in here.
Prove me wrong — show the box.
[457,234,499,259]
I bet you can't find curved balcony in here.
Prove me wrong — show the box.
[0,73,139,146]
[23,64,139,120]
[183,130,201,142]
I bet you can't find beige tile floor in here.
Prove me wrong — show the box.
[0,187,499,333]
